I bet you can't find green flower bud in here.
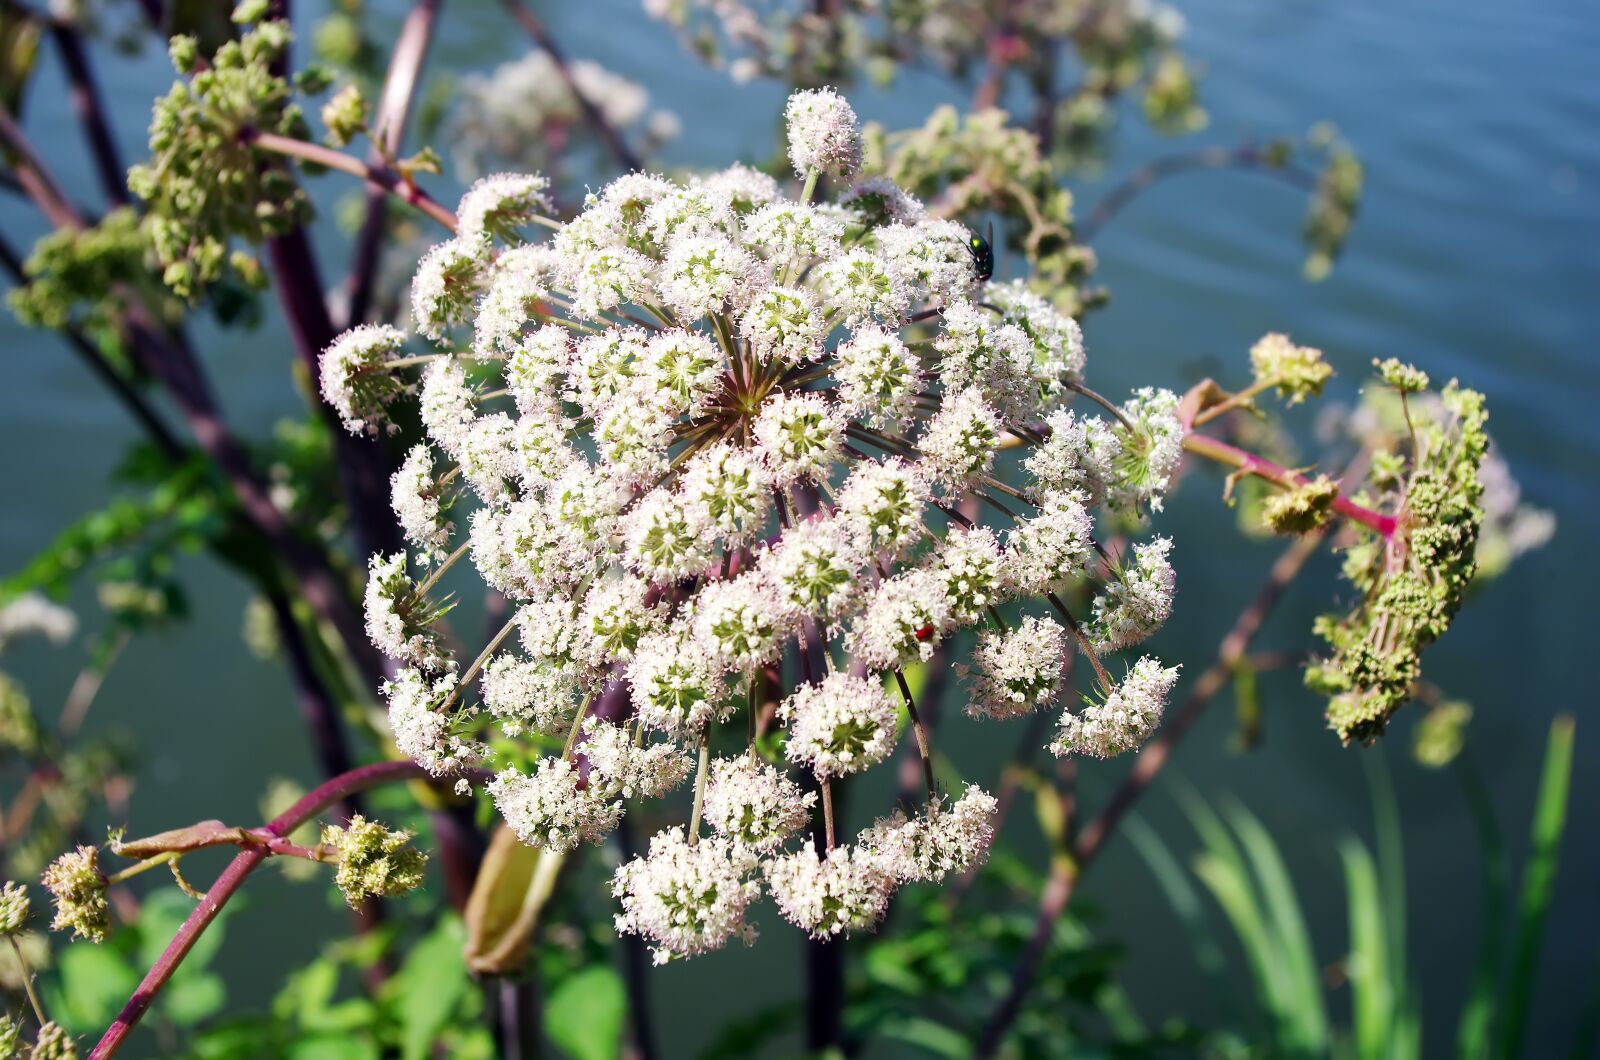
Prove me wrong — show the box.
[1262,474,1339,534]
[323,816,428,908]
[1250,333,1333,405]
[1374,357,1429,394]
[31,1021,78,1060]
[0,881,29,935]
[40,846,110,943]
[232,0,271,25]
[321,84,368,148]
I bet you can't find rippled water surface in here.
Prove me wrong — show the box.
[2,0,1596,1053]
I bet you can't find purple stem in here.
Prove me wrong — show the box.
[90,760,447,1058]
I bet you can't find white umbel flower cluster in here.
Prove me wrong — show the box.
[325,88,1187,962]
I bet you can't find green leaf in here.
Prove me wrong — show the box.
[46,941,140,1033]
[1340,838,1392,1060]
[1455,758,1508,1060]
[1494,715,1576,1060]
[395,915,469,1060]
[546,965,626,1060]
[1228,803,1326,1051]
[1125,814,1235,1019]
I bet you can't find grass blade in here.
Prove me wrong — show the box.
[1494,714,1576,1059]
[1229,802,1329,1052]
[1126,814,1236,1019]
[1340,838,1393,1060]
[1454,756,1509,1060]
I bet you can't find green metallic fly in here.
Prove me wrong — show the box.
[967,222,995,282]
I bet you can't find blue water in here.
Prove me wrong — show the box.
[2,0,1597,1054]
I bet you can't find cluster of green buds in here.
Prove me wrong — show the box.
[322,816,429,909]
[1305,361,1490,743]
[127,5,312,297]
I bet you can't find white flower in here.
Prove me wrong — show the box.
[779,669,899,777]
[817,249,910,326]
[596,387,674,484]
[753,392,844,486]
[569,327,648,416]
[518,596,587,670]
[859,786,997,883]
[661,234,761,320]
[490,758,620,852]
[766,842,893,938]
[680,443,772,544]
[985,279,1086,404]
[643,329,723,416]
[613,828,761,964]
[876,220,976,307]
[578,574,665,666]
[626,630,731,737]
[457,172,553,248]
[918,389,1001,489]
[319,324,409,435]
[643,184,737,246]
[390,444,453,563]
[699,163,779,212]
[0,593,77,650]
[384,667,476,776]
[412,239,483,341]
[703,753,815,851]
[834,325,918,427]
[845,570,951,670]
[568,243,655,320]
[785,87,861,179]
[763,517,864,621]
[363,553,447,670]
[931,525,1005,625]
[418,357,477,457]
[479,258,556,362]
[625,488,717,582]
[1090,537,1175,653]
[1107,387,1184,514]
[479,653,584,736]
[581,716,693,800]
[1050,656,1181,758]
[960,616,1066,719]
[743,201,844,261]
[936,300,1036,423]
[458,413,519,503]
[836,457,928,558]
[740,285,824,366]
[1003,491,1094,596]
[693,572,791,671]
[840,176,925,226]
[506,323,570,414]
[1026,407,1119,504]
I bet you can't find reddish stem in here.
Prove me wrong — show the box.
[1182,430,1397,538]
[89,761,447,1058]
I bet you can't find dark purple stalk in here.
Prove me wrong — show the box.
[47,16,130,208]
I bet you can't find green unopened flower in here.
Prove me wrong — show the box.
[1413,701,1472,769]
[0,881,29,935]
[321,84,367,148]
[40,846,110,943]
[0,1014,18,1058]
[1374,357,1429,394]
[0,673,40,757]
[323,816,428,908]
[1262,474,1340,534]
[31,1022,77,1060]
[1250,333,1333,405]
